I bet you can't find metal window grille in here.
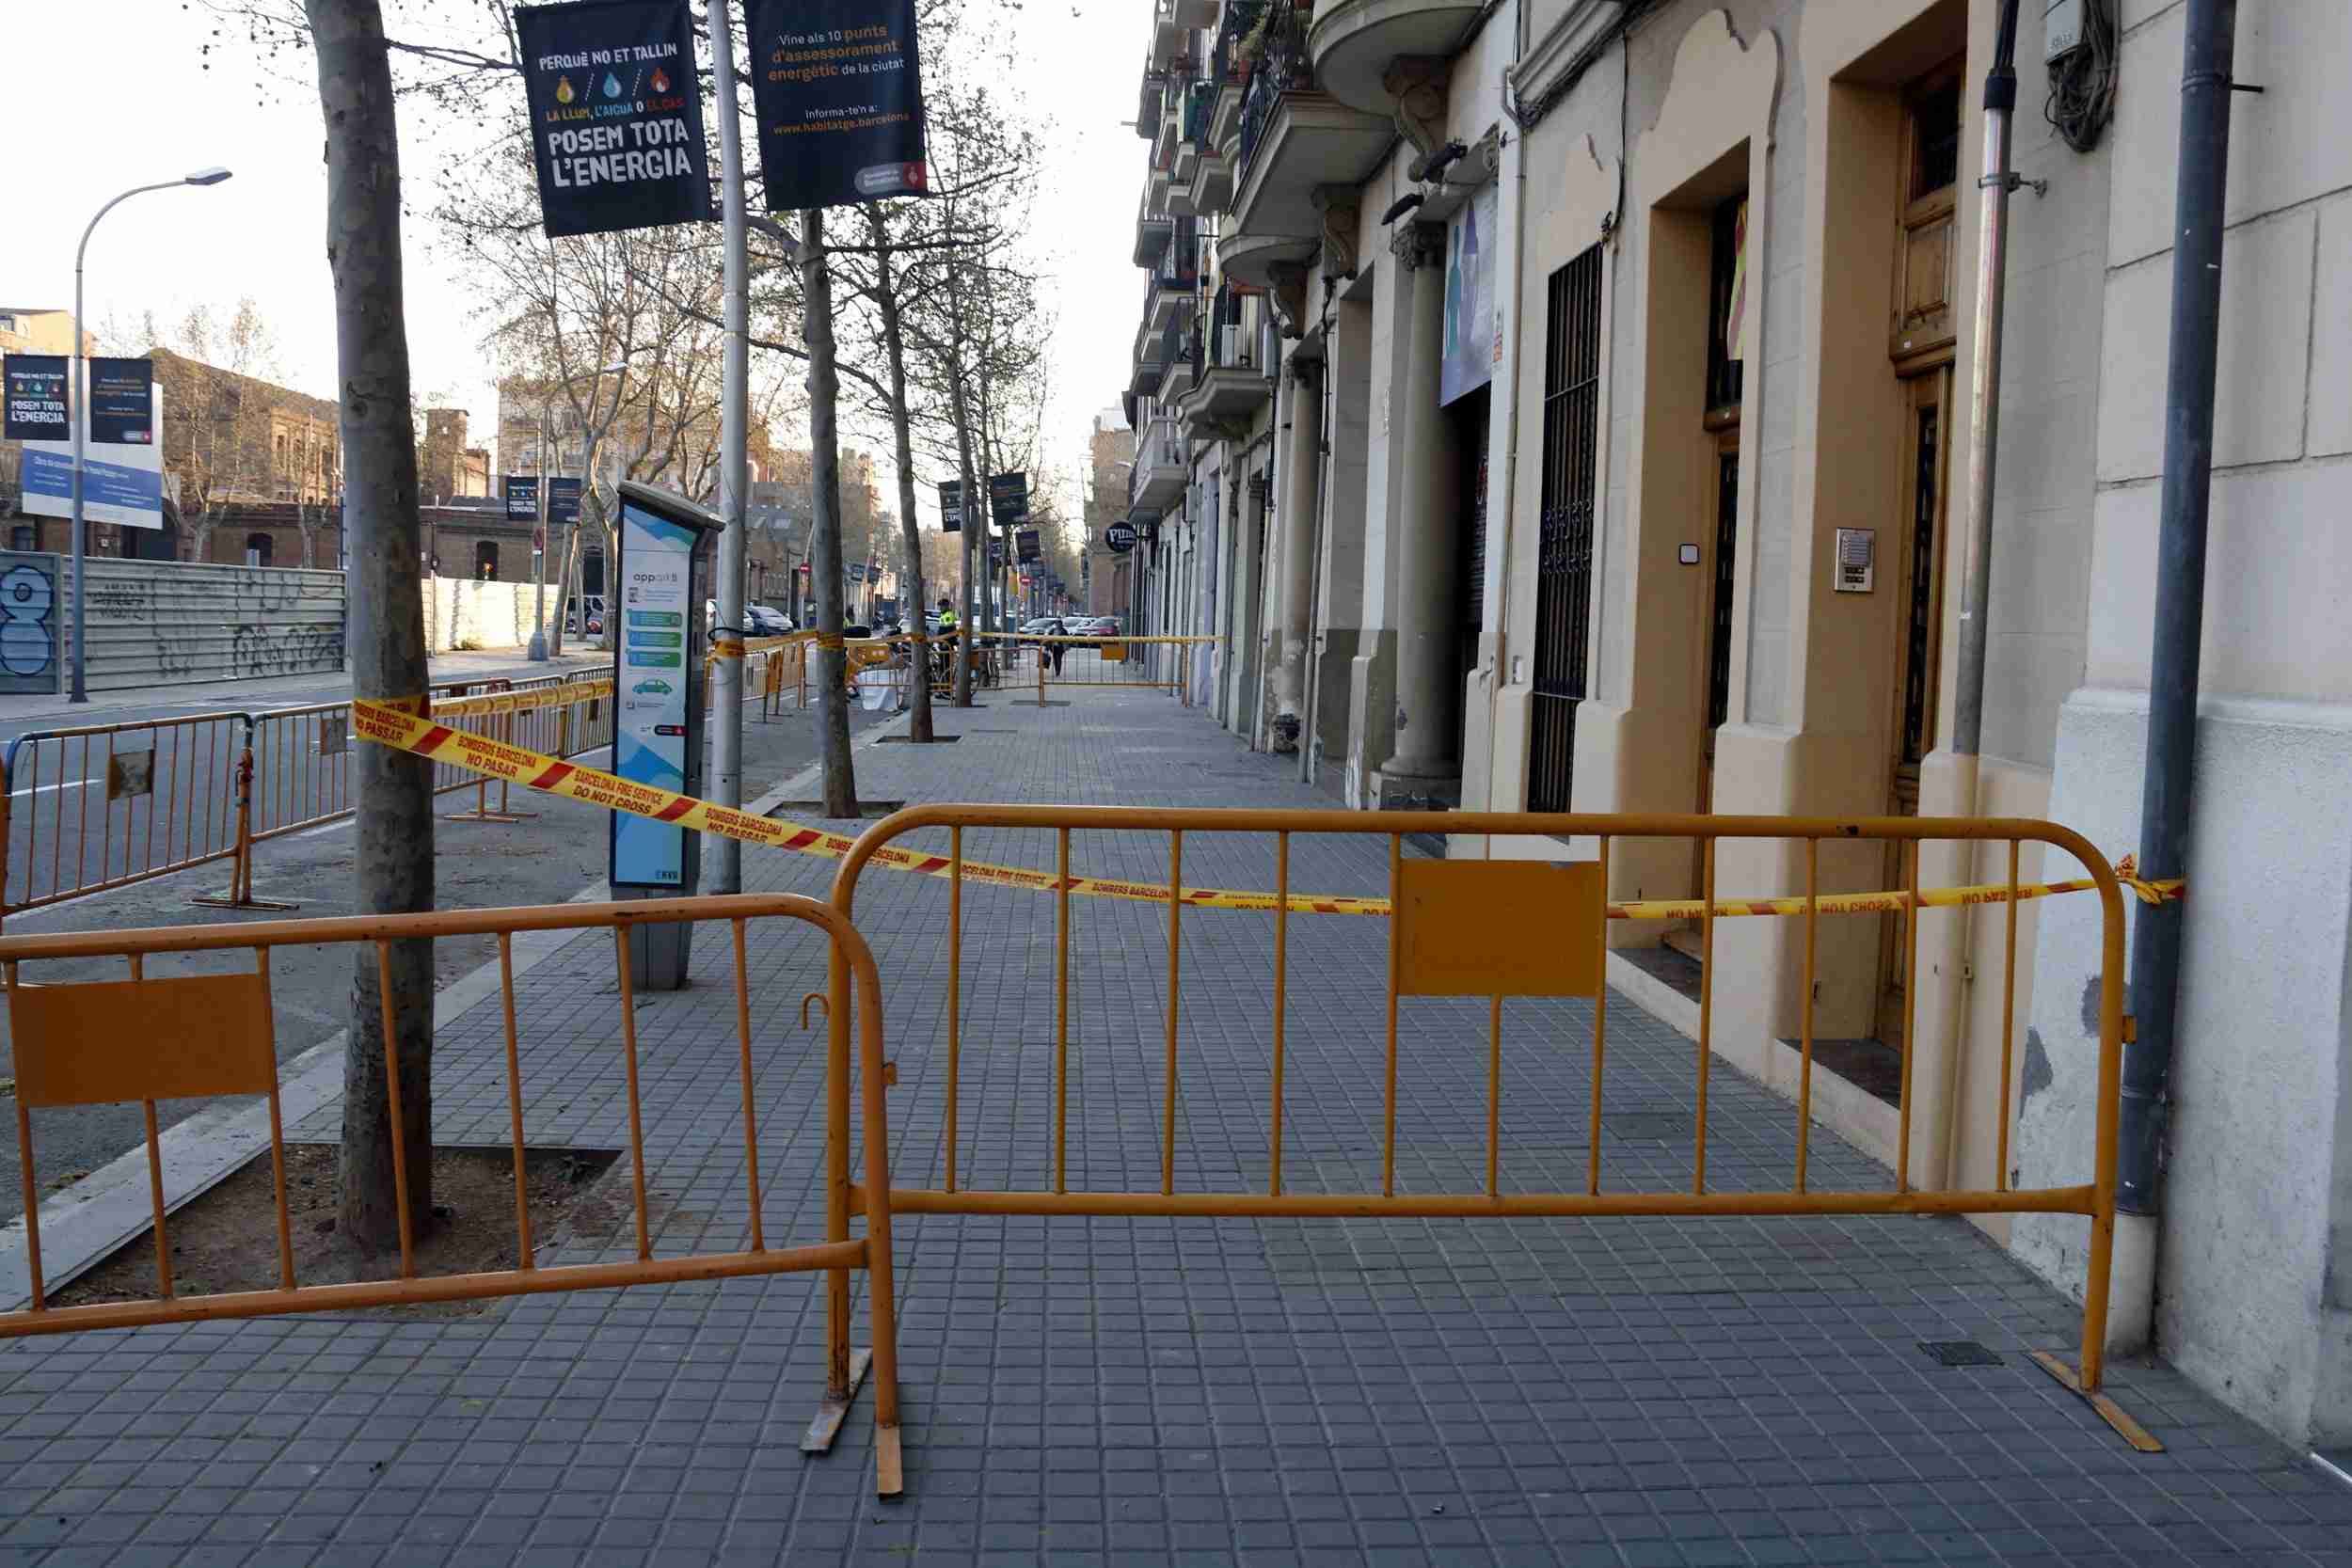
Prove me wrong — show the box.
[1901,404,1941,765]
[1528,246,1603,814]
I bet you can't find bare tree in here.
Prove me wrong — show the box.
[307,0,437,1264]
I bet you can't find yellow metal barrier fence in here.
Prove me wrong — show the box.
[0,893,908,1495]
[0,675,620,926]
[1014,634,1216,706]
[824,806,2148,1451]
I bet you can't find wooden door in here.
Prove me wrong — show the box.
[1875,369,1953,1049]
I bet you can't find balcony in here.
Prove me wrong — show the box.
[1133,194,1173,267]
[1205,3,1264,154]
[1130,417,1187,512]
[1193,147,1235,215]
[1147,216,1200,326]
[1172,0,1216,24]
[1129,317,1168,400]
[1225,0,1389,278]
[1136,66,1167,136]
[1179,287,1275,438]
[1305,0,1485,116]
[1150,0,1186,69]
[1159,316,1199,405]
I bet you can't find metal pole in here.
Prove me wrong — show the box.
[707,0,752,894]
[71,225,89,704]
[1950,0,2022,757]
[2121,0,2236,1217]
[528,398,550,657]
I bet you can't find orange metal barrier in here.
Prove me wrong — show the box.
[1,676,619,925]
[0,712,255,924]
[824,806,2147,1450]
[1016,634,1213,706]
[0,893,907,1495]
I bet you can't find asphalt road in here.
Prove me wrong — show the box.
[0,688,898,1224]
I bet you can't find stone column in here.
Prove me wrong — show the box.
[1272,354,1322,752]
[1378,220,1459,799]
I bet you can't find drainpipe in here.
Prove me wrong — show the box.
[1931,0,2021,1192]
[2113,0,2237,1338]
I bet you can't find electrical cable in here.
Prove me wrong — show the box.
[2044,0,2119,153]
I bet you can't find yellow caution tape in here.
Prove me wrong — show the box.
[352,697,2181,919]
[351,697,1387,912]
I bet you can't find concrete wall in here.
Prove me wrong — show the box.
[2008,0,2352,1448]
[421,576,546,655]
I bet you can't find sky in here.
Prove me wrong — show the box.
[8,0,1141,527]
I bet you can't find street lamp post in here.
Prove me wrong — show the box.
[69,166,230,704]
[527,358,627,662]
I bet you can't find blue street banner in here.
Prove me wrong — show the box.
[746,0,928,212]
[3,356,69,442]
[548,476,584,524]
[936,478,962,533]
[516,0,711,239]
[87,358,152,445]
[503,475,540,520]
[1015,528,1041,563]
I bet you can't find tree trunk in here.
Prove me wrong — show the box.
[803,209,859,817]
[867,207,933,743]
[550,520,578,657]
[945,277,981,708]
[311,0,436,1261]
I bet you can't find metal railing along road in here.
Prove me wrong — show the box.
[0,894,909,1494]
[820,806,2148,1449]
[0,673,621,924]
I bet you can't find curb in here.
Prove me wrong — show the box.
[0,705,908,1311]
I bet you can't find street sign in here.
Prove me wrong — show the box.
[87,358,152,445]
[548,476,584,525]
[849,561,867,583]
[745,0,930,212]
[515,0,712,239]
[989,470,1029,525]
[936,478,962,533]
[2,356,68,442]
[1104,521,1137,554]
[503,475,539,520]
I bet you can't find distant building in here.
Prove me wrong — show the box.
[1083,407,1136,618]
[419,408,492,502]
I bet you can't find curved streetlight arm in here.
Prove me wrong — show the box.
[70,177,228,704]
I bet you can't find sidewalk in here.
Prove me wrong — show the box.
[1,688,2346,1566]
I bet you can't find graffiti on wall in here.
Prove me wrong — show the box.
[77,562,345,691]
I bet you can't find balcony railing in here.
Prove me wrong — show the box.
[1234,2,1313,194]
[1182,77,1216,145]
[1213,0,1267,86]
[1200,284,1263,375]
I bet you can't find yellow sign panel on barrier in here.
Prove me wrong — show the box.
[1395,861,1602,997]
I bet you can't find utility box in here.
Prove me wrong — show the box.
[609,481,722,991]
[2043,0,2085,61]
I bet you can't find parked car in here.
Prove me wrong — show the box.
[746,604,795,636]
[565,594,607,636]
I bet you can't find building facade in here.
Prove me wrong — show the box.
[1122,0,2352,1449]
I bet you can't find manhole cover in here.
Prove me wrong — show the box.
[764,800,905,821]
[1607,1112,1693,1140]
[1918,1340,2004,1367]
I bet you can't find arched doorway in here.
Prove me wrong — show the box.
[475,540,500,580]
[244,532,274,567]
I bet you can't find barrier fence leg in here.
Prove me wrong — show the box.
[193,724,297,912]
[1037,653,1045,709]
[803,933,870,1452]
